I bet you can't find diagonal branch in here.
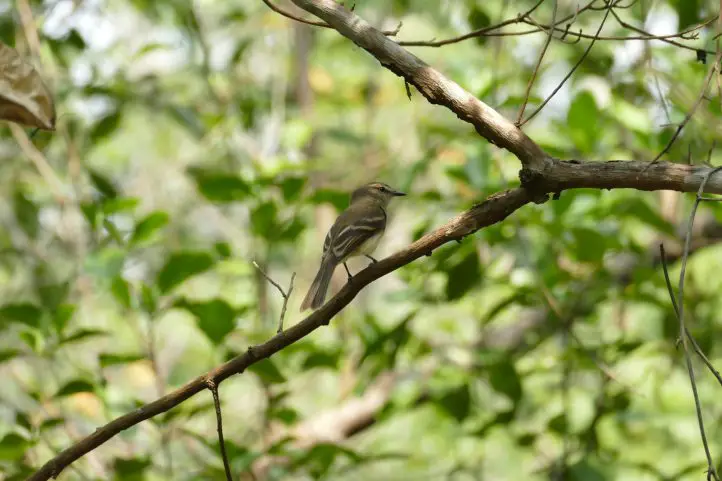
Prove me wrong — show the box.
[27,188,532,481]
[288,0,549,171]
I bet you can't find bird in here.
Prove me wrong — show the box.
[300,182,406,311]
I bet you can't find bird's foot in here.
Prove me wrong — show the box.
[364,255,378,264]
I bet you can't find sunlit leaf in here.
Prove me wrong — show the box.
[99,353,145,367]
[130,211,169,246]
[0,433,30,460]
[111,276,132,309]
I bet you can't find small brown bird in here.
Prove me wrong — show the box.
[300,182,406,311]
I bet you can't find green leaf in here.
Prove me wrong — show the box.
[489,361,522,402]
[39,417,64,431]
[53,303,76,333]
[570,227,607,263]
[130,211,169,245]
[99,353,145,367]
[60,328,107,345]
[80,201,99,230]
[0,303,42,326]
[446,249,481,300]
[0,433,30,460]
[176,298,237,344]
[309,189,348,211]
[567,91,598,152]
[303,350,340,369]
[611,100,650,134]
[13,189,39,238]
[113,457,151,481]
[111,276,132,309]
[280,176,306,201]
[102,196,139,215]
[250,201,278,238]
[0,349,22,363]
[37,280,70,312]
[88,168,118,198]
[157,251,216,293]
[214,241,232,258]
[140,283,157,314]
[55,379,95,397]
[438,384,471,422]
[248,358,286,384]
[187,168,250,202]
[91,111,122,141]
[613,197,675,236]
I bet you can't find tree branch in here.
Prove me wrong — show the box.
[27,188,532,481]
[27,2,722,478]
[288,0,550,172]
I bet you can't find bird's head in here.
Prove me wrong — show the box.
[350,182,406,206]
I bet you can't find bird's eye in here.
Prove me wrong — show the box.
[379,186,387,192]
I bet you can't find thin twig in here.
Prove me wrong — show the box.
[516,0,557,124]
[206,377,233,481]
[252,261,296,333]
[659,245,722,389]
[647,59,720,166]
[398,0,547,47]
[663,166,722,481]
[520,0,614,126]
[9,124,66,202]
[261,0,402,35]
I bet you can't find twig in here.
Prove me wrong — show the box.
[519,0,614,126]
[516,0,558,124]
[647,58,720,166]
[9,124,66,202]
[260,0,402,36]
[206,377,233,481]
[397,0,547,47]
[660,245,722,388]
[660,166,722,481]
[252,261,296,333]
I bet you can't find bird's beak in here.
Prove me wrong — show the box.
[391,189,406,197]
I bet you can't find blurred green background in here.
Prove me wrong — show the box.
[1,0,722,480]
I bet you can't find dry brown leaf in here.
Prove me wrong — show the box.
[0,41,56,130]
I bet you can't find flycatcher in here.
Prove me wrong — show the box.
[300,182,406,311]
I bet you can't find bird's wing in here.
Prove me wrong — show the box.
[326,203,387,262]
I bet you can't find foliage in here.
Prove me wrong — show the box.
[0,0,721,480]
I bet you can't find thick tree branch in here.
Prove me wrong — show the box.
[288,0,550,172]
[535,160,722,195]
[28,188,532,481]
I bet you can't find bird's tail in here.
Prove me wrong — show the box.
[300,257,336,311]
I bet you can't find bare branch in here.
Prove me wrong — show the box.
[649,56,721,165]
[660,246,722,389]
[516,0,558,124]
[288,0,550,171]
[260,0,402,36]
[397,0,547,47]
[519,0,613,126]
[205,377,233,481]
[659,165,722,481]
[252,261,296,333]
[27,187,532,481]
